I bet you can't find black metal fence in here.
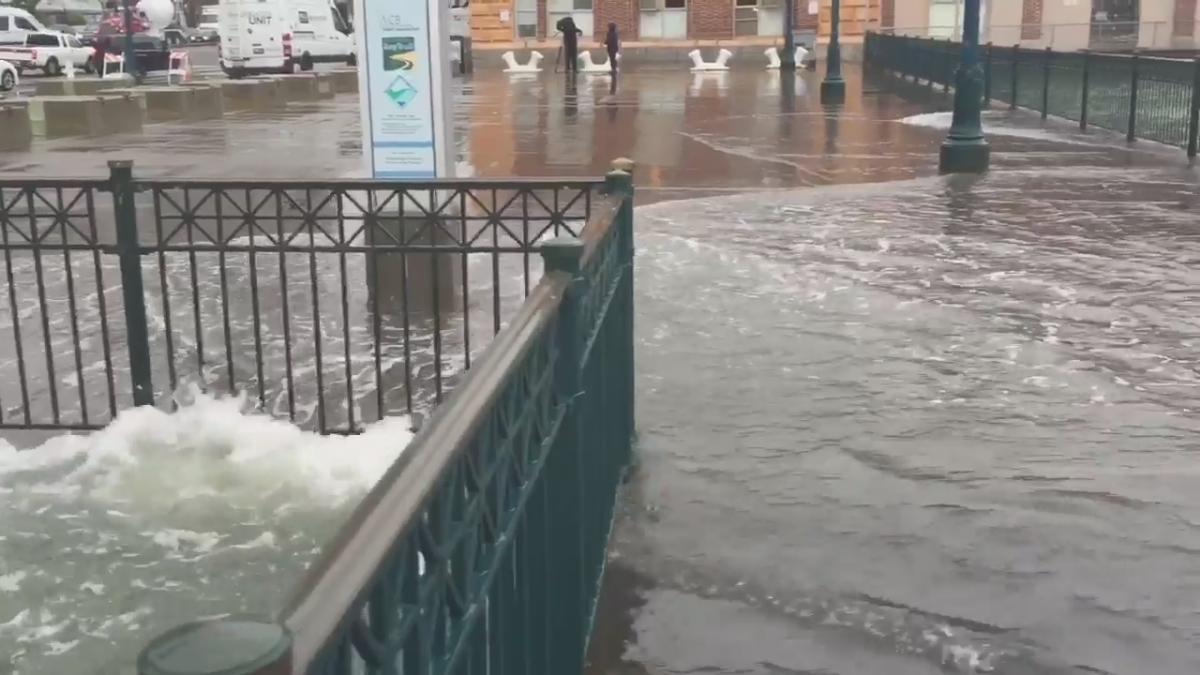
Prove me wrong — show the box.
[0,162,604,434]
[865,32,1200,157]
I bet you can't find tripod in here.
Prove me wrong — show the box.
[552,31,562,72]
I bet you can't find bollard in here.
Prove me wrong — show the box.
[109,160,155,407]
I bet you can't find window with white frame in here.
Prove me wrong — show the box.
[639,0,687,39]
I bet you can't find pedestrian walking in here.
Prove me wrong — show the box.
[604,22,619,75]
[556,16,582,73]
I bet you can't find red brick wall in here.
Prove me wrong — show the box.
[1020,0,1043,40]
[1175,0,1197,37]
[795,0,817,31]
[537,0,547,38]
[594,0,639,41]
[688,0,732,39]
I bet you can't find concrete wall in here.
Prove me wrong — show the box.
[892,0,926,34]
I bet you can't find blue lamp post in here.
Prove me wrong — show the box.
[939,0,990,173]
[121,0,137,80]
[780,0,796,71]
[820,0,845,104]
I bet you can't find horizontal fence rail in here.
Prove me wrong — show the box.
[0,163,607,434]
[864,32,1200,158]
[134,160,638,675]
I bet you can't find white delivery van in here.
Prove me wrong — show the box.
[0,7,50,46]
[218,0,354,77]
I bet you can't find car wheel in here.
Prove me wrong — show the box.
[346,52,356,67]
[1,70,14,91]
[299,53,313,71]
[45,57,62,77]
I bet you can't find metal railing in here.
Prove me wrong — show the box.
[0,163,605,433]
[880,21,1177,52]
[865,32,1200,158]
[135,160,637,675]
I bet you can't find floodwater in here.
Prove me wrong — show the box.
[2,65,1200,675]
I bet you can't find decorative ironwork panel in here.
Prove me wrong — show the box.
[0,182,123,431]
[130,163,637,675]
[0,168,606,434]
[304,320,565,675]
[865,32,1200,158]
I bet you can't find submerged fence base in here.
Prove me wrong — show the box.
[131,160,638,675]
[865,31,1200,158]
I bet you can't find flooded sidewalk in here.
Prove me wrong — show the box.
[3,66,1199,675]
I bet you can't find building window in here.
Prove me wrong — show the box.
[734,0,783,38]
[547,0,593,40]
[1090,0,1138,46]
[640,0,687,39]
[514,0,537,38]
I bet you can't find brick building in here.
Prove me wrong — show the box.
[468,0,888,44]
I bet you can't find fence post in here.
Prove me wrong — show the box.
[1188,57,1200,158]
[1041,46,1052,119]
[541,235,587,675]
[1128,51,1140,143]
[942,40,952,93]
[1011,45,1019,110]
[1080,49,1091,131]
[983,42,993,106]
[606,158,637,465]
[110,160,155,408]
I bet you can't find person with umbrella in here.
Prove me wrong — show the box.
[555,15,582,73]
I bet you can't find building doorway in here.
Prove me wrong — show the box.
[927,0,986,39]
[548,0,594,40]
[733,0,785,37]
[640,0,687,39]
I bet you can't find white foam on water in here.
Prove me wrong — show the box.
[0,390,415,675]
[0,388,413,508]
[898,111,1099,146]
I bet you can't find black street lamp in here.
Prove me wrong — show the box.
[820,0,845,104]
[939,0,990,173]
[780,0,796,71]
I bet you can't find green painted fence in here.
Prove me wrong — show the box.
[120,159,638,675]
[865,32,1200,157]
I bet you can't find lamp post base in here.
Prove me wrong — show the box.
[938,138,991,174]
[820,78,846,104]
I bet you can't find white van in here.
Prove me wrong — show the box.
[0,7,50,46]
[218,0,355,77]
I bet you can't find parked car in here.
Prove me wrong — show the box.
[190,26,218,43]
[0,59,17,90]
[0,31,94,76]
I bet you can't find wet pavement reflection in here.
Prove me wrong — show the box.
[5,66,1200,675]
